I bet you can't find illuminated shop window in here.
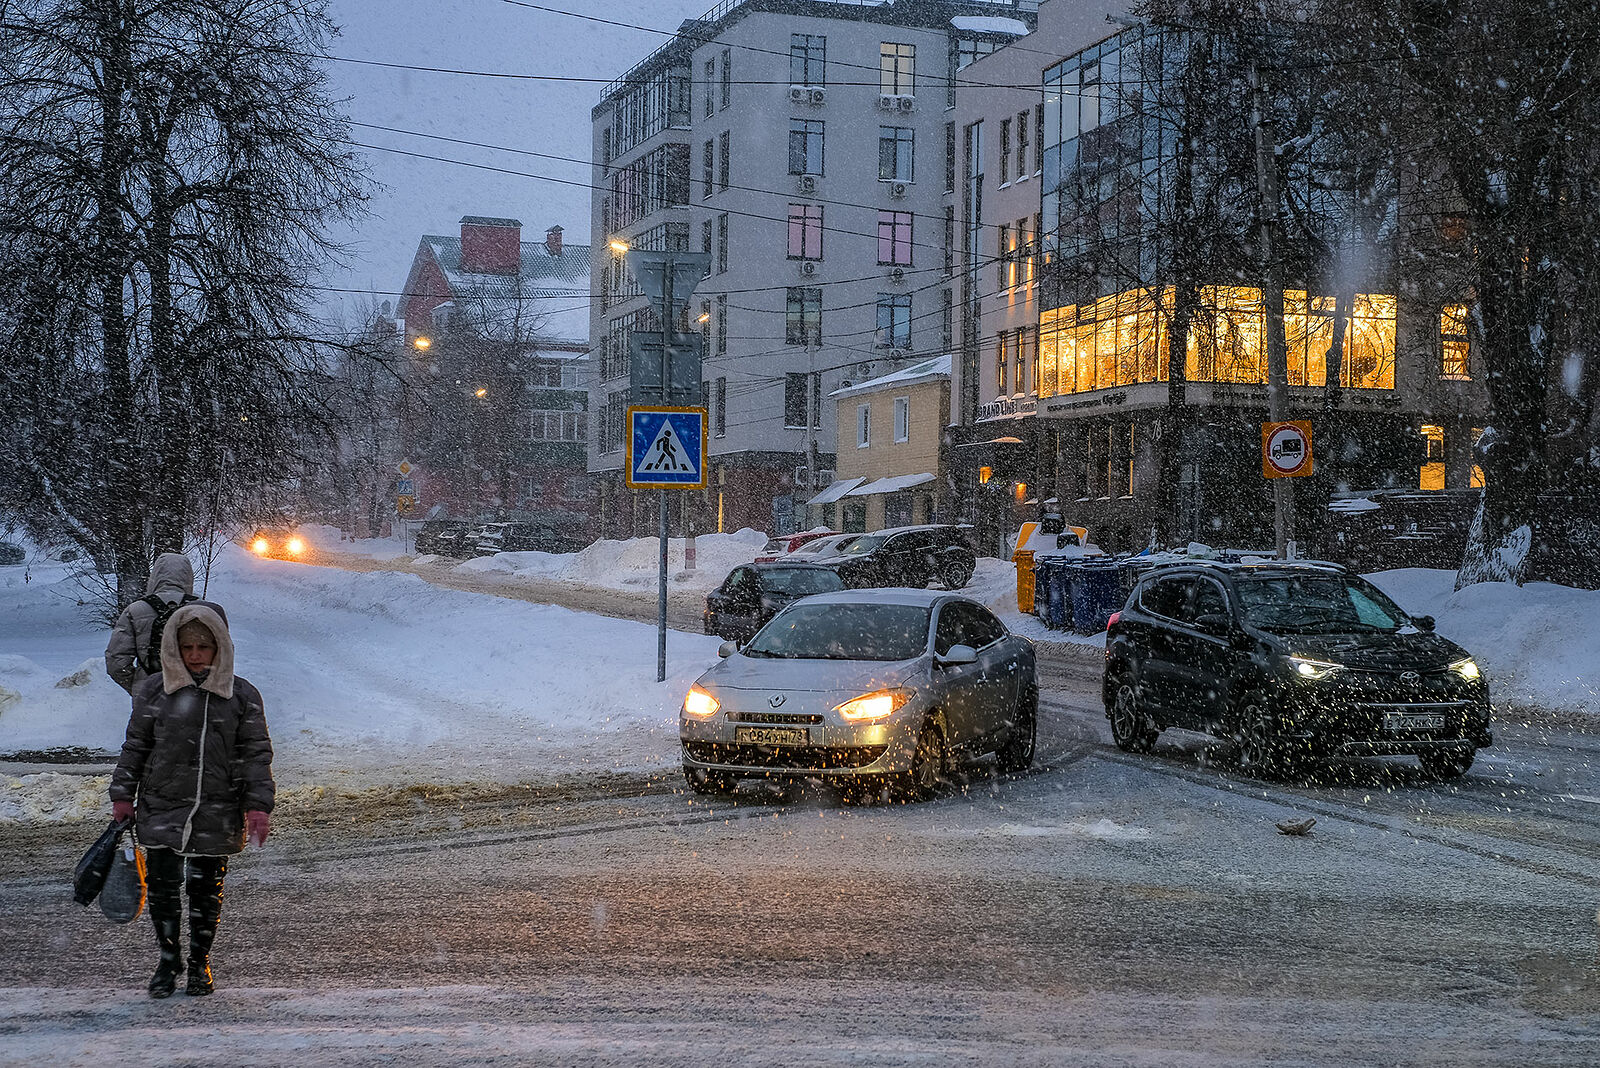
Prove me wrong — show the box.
[1420,424,1445,490]
[1441,304,1471,380]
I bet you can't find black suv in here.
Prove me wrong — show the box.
[822,525,977,590]
[1103,561,1491,779]
[702,561,845,643]
[415,519,472,556]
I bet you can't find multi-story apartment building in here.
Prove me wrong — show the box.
[588,0,1041,539]
[947,1,1487,555]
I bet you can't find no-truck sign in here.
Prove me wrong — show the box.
[1262,421,1313,479]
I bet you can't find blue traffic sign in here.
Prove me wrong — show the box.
[627,406,706,489]
[396,478,414,495]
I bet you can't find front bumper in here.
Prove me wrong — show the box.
[679,707,922,778]
[1272,681,1493,757]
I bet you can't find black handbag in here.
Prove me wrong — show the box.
[72,817,130,907]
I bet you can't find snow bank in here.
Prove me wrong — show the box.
[456,528,767,593]
[1365,569,1600,720]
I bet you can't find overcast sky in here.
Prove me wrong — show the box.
[319,0,710,327]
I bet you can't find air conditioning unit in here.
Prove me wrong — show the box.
[889,348,909,361]
[897,95,915,112]
[789,85,807,103]
[808,87,826,105]
[878,94,897,111]
[888,181,908,199]
[888,266,906,284]
[797,174,818,194]
[799,259,818,276]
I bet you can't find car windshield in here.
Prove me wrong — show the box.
[838,534,886,556]
[760,568,844,597]
[1236,574,1410,633]
[743,602,930,661]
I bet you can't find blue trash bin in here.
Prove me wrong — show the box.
[1070,561,1122,633]
[1032,557,1072,629]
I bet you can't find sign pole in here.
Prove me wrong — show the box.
[656,260,675,683]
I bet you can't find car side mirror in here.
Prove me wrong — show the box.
[1193,612,1231,635]
[717,640,739,658]
[937,644,978,667]
[1414,615,1436,632]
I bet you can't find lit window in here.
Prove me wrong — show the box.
[878,210,913,266]
[880,42,915,95]
[787,203,823,260]
[1420,424,1445,491]
[1441,304,1471,380]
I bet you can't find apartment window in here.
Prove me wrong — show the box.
[943,206,955,276]
[1034,107,1044,174]
[784,373,810,428]
[857,403,871,448]
[878,210,913,266]
[997,223,1010,289]
[716,213,729,273]
[893,396,909,442]
[999,118,1011,184]
[791,34,825,86]
[530,410,586,443]
[699,299,710,351]
[1441,303,1471,379]
[879,126,914,182]
[789,119,824,175]
[1016,110,1029,177]
[880,42,914,95]
[703,59,714,118]
[941,288,953,351]
[996,331,1010,393]
[720,48,731,109]
[944,122,956,193]
[717,130,730,191]
[787,203,824,260]
[716,294,727,355]
[701,219,712,254]
[702,139,713,200]
[786,286,822,345]
[714,377,727,437]
[876,293,912,349]
[1020,326,1037,394]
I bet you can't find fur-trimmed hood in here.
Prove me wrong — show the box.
[159,603,235,699]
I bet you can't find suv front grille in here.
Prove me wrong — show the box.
[727,711,825,725]
[684,741,887,770]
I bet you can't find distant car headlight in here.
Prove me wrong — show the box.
[286,537,305,555]
[683,685,720,719]
[251,537,269,555]
[1287,656,1342,681]
[1449,657,1481,681]
[834,689,910,723]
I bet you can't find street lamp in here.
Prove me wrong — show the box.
[474,387,488,399]
[608,238,630,254]
[412,335,431,350]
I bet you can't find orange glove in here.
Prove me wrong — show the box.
[245,810,270,847]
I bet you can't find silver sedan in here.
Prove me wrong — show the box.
[679,589,1037,801]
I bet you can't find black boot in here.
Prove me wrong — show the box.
[144,849,184,999]
[185,857,226,996]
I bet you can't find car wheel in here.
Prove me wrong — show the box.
[1232,696,1304,780]
[683,764,736,796]
[1107,676,1158,753]
[995,684,1037,773]
[939,558,975,589]
[894,723,946,802]
[1419,748,1474,780]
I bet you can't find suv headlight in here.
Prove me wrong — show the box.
[1449,657,1481,681]
[1287,656,1342,681]
[833,689,910,723]
[683,685,720,719]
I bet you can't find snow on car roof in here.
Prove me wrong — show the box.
[798,588,971,608]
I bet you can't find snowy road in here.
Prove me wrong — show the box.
[5,663,1599,1065]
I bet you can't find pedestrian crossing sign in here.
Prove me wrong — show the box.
[627,406,707,489]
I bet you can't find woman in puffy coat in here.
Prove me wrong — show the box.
[109,604,274,998]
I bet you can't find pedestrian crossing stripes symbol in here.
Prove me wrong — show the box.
[626,406,706,488]
[637,421,695,474]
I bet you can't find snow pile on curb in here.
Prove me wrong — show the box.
[454,528,767,593]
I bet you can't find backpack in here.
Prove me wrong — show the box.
[137,593,196,676]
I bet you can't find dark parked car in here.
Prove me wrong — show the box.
[1103,561,1492,780]
[823,525,977,590]
[753,530,842,563]
[703,561,845,643]
[414,519,473,556]
[431,523,485,558]
[475,522,585,556]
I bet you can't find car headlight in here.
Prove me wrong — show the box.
[1287,656,1342,681]
[251,537,269,555]
[833,689,910,723]
[683,685,720,719]
[1449,657,1481,681]
[286,537,305,555]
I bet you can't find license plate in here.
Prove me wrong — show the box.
[735,726,808,746]
[1384,712,1447,731]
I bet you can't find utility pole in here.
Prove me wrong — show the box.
[1249,53,1295,559]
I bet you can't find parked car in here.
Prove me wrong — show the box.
[247,528,307,560]
[753,530,842,563]
[703,561,845,644]
[822,525,977,590]
[415,519,473,556]
[475,522,585,556]
[1103,561,1492,780]
[784,532,861,562]
[432,523,485,558]
[680,589,1037,799]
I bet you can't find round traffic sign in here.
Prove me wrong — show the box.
[1264,423,1311,477]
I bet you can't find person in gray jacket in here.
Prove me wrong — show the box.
[104,552,228,693]
[110,604,274,998]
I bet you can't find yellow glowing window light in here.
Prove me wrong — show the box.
[1441,303,1471,380]
[1420,424,1446,491]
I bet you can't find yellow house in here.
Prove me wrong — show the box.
[811,357,951,533]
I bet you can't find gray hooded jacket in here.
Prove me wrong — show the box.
[104,553,227,693]
[110,604,274,855]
